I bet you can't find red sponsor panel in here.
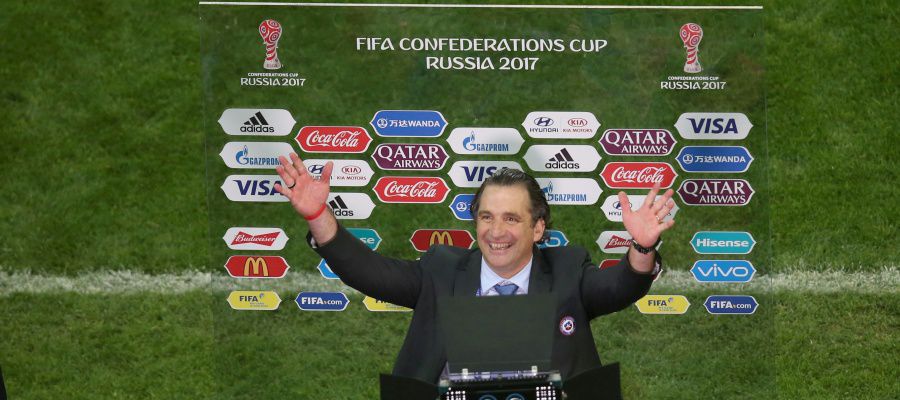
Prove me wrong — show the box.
[410,229,475,251]
[373,176,450,203]
[295,126,372,153]
[231,231,280,247]
[224,256,290,278]
[599,259,620,269]
[600,162,677,189]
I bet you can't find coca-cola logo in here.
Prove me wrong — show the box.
[295,126,372,153]
[600,162,677,189]
[373,177,450,203]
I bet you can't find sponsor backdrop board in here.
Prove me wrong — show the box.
[201,3,770,398]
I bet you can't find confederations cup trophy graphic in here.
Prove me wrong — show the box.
[679,23,703,73]
[259,19,282,70]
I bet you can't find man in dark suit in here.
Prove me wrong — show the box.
[275,154,676,384]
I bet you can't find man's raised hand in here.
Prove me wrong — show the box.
[274,153,333,218]
[618,183,676,249]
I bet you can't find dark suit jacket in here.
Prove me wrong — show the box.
[312,225,658,384]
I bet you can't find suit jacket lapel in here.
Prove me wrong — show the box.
[528,245,553,294]
[452,248,483,297]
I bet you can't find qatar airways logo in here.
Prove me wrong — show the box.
[373,177,449,203]
[223,227,289,250]
[295,126,372,153]
[600,162,677,189]
[678,179,754,206]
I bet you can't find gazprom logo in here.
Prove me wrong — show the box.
[691,260,756,283]
[691,231,756,254]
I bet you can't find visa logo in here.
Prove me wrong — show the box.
[691,260,755,282]
[463,166,502,182]
[688,118,739,134]
[235,179,282,196]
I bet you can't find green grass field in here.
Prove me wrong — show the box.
[0,0,897,399]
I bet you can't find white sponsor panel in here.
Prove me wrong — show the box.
[446,127,524,155]
[600,195,680,222]
[326,193,375,220]
[303,159,374,187]
[219,142,294,169]
[448,161,523,188]
[674,112,752,140]
[596,231,662,254]
[223,227,289,250]
[522,111,600,139]
[535,178,602,205]
[523,145,602,172]
[221,175,288,202]
[218,108,296,136]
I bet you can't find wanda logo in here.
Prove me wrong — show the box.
[373,177,449,203]
[600,162,677,189]
[295,126,372,153]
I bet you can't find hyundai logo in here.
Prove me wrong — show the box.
[533,117,554,127]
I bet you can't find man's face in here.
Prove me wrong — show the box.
[475,184,545,277]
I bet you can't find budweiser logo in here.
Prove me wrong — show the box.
[605,235,632,249]
[305,129,360,148]
[611,166,665,183]
[384,181,439,197]
[231,231,279,246]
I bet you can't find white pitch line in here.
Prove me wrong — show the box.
[0,267,896,297]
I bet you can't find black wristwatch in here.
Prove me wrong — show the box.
[631,238,660,254]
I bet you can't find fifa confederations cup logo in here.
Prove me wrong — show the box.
[679,23,703,73]
[259,19,282,70]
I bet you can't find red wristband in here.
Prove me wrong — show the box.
[304,203,328,221]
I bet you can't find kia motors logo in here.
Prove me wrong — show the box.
[371,143,448,170]
[223,227,289,250]
[677,179,754,206]
[224,256,290,278]
[409,229,474,251]
[599,129,676,156]
[600,162,677,189]
[302,159,374,187]
[373,177,449,203]
[295,126,373,153]
[568,118,588,127]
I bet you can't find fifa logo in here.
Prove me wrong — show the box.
[259,19,283,70]
[679,23,703,73]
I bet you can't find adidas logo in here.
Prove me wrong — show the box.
[329,196,354,217]
[545,148,580,169]
[240,111,275,133]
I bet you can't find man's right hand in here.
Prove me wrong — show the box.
[274,153,333,220]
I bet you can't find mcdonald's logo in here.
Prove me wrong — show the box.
[224,255,290,278]
[409,229,474,252]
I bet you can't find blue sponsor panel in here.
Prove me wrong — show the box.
[370,110,448,137]
[704,295,758,314]
[690,231,756,254]
[295,291,350,311]
[538,230,570,249]
[691,260,756,282]
[317,259,339,279]
[676,146,753,173]
[347,228,382,250]
[449,194,475,220]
